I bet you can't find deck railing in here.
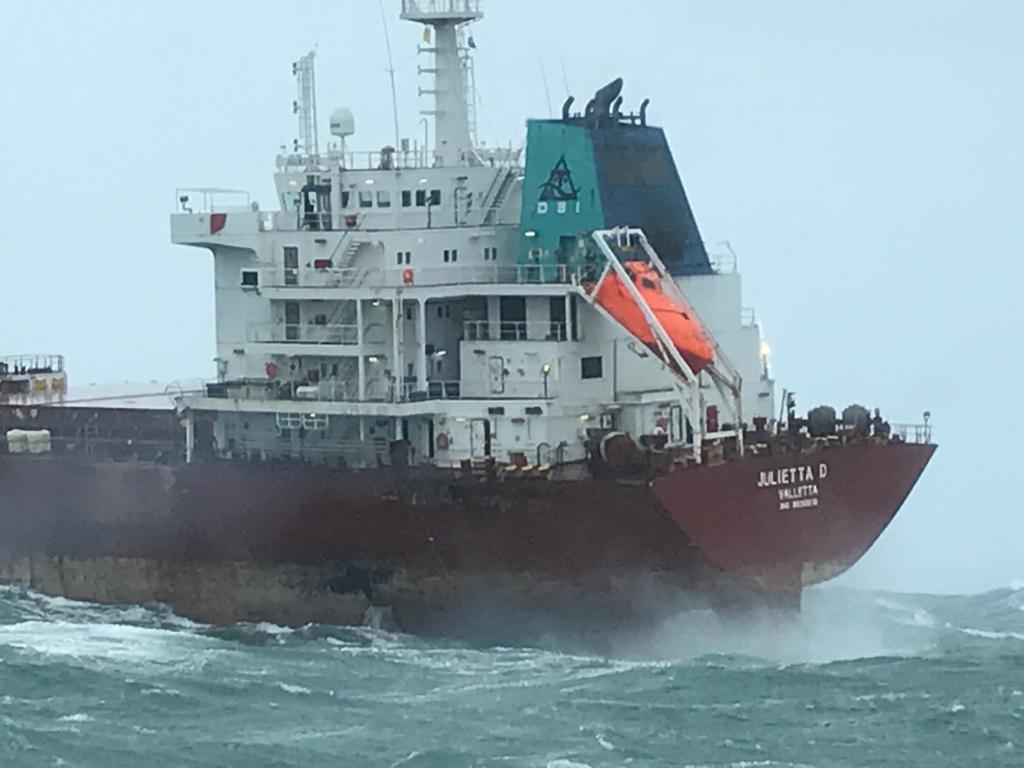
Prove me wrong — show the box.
[891,422,933,444]
[463,320,569,342]
[247,323,359,346]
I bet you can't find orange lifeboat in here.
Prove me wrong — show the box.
[593,260,714,374]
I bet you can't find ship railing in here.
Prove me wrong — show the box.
[400,0,482,21]
[463,320,570,342]
[227,438,388,468]
[260,264,583,290]
[174,187,251,213]
[891,422,933,444]
[458,378,558,400]
[705,241,739,274]
[374,263,582,287]
[247,322,359,346]
[0,434,182,461]
[0,354,64,378]
[275,145,519,173]
[261,266,363,289]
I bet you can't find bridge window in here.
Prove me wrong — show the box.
[581,356,603,380]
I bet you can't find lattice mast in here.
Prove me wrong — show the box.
[292,51,319,157]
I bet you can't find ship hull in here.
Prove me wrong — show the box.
[0,441,934,639]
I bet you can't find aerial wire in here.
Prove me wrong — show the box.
[539,55,554,118]
[378,0,402,150]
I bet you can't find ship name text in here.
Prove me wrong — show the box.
[757,463,829,511]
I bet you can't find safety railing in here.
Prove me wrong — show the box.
[247,323,359,346]
[227,438,388,468]
[0,354,64,377]
[891,422,934,445]
[175,187,251,213]
[259,263,584,290]
[261,267,362,289]
[705,241,739,274]
[463,320,569,342]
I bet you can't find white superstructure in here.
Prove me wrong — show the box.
[170,1,775,469]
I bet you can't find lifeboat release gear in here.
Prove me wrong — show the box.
[593,260,714,374]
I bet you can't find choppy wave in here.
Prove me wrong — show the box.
[1,583,1022,767]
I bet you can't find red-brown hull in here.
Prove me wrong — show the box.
[0,440,934,636]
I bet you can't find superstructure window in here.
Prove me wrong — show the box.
[581,356,603,380]
[341,191,351,208]
[429,189,441,206]
[241,270,259,288]
[358,191,373,208]
[415,189,427,207]
[401,190,412,207]
[395,251,411,265]
[444,249,458,263]
[483,246,498,261]
[376,190,391,208]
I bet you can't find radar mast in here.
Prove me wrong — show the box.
[400,1,482,167]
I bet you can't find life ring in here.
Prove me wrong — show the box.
[402,267,415,285]
[265,361,279,380]
[435,433,449,450]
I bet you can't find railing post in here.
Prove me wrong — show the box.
[418,298,428,391]
[357,299,366,401]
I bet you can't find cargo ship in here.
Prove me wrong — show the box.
[0,1,934,641]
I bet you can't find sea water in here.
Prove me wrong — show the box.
[1,584,1021,767]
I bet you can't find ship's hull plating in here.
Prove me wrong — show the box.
[0,441,934,638]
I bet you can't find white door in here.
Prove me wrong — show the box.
[488,356,505,394]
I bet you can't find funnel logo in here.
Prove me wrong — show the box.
[539,156,579,201]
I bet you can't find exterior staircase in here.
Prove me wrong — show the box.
[482,167,518,226]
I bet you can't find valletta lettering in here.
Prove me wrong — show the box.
[757,463,829,511]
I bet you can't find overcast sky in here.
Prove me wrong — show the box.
[2,1,1021,594]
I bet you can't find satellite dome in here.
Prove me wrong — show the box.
[329,108,355,139]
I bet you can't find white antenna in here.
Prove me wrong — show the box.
[539,56,554,118]
[292,51,319,156]
[378,0,401,151]
[559,54,571,99]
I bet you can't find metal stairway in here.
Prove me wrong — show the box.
[482,167,517,226]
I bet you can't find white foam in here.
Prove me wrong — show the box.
[57,713,94,723]
[957,626,1024,641]
[252,622,296,636]
[595,733,615,751]
[0,619,218,665]
[276,682,312,695]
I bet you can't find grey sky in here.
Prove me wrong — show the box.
[2,1,1021,594]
